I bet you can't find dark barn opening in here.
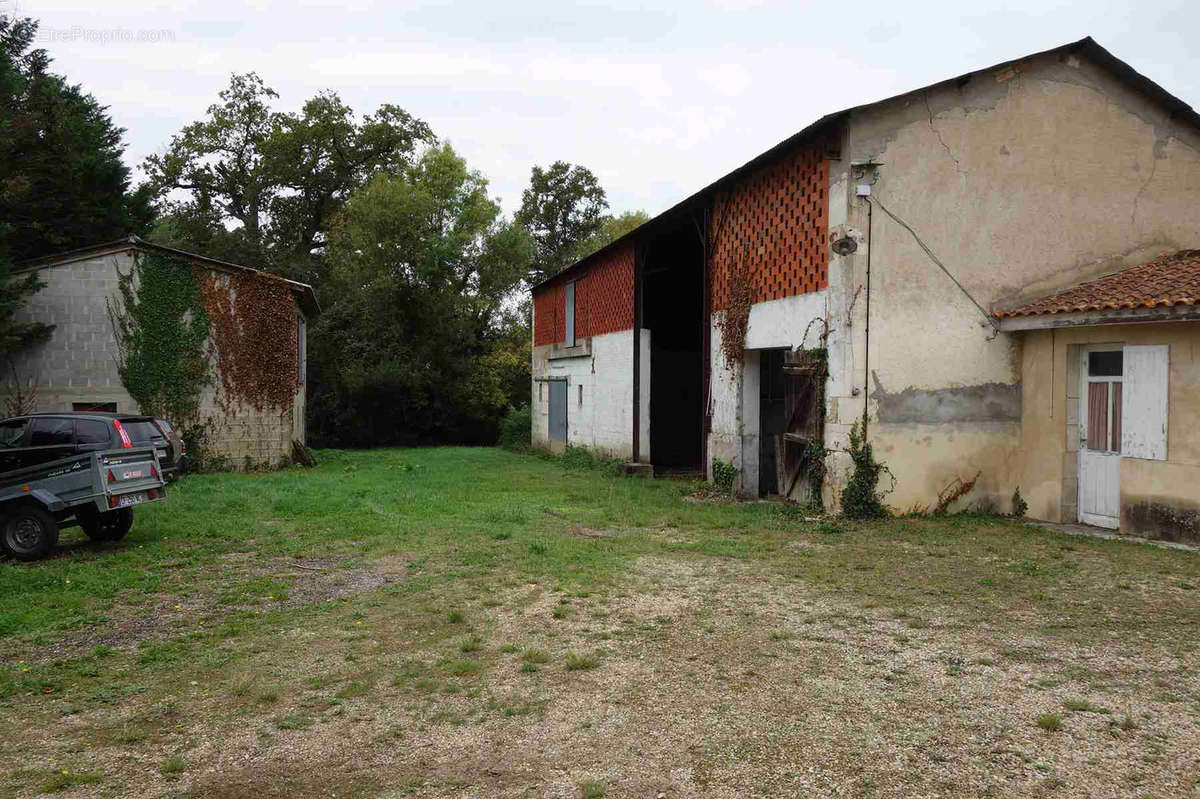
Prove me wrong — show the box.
[642,218,705,473]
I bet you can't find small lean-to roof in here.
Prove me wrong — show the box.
[532,36,1200,294]
[18,235,320,316]
[996,250,1200,318]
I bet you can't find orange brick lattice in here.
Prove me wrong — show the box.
[533,241,635,346]
[709,146,829,310]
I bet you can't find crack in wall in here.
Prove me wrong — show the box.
[1130,137,1167,229]
[924,93,967,176]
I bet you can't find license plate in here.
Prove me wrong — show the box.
[117,492,147,508]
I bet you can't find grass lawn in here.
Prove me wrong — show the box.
[1,447,1198,798]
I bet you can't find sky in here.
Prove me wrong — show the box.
[11,0,1200,218]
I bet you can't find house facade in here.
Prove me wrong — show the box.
[530,38,1200,541]
[10,237,317,468]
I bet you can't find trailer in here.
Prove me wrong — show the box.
[0,447,166,561]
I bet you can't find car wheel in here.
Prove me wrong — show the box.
[81,508,133,542]
[2,505,59,560]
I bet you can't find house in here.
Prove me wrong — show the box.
[9,236,318,467]
[530,38,1200,541]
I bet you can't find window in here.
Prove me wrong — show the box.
[73,402,117,413]
[298,315,307,384]
[75,420,111,445]
[29,417,74,446]
[1084,350,1122,453]
[121,419,164,443]
[0,419,28,448]
[564,281,576,347]
[578,384,584,406]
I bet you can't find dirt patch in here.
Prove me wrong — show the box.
[3,556,405,664]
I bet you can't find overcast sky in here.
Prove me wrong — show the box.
[14,0,1200,218]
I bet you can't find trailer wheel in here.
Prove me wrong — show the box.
[2,505,59,561]
[81,508,134,542]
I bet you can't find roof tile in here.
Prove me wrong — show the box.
[994,250,1200,318]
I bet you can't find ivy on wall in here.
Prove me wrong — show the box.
[200,270,298,413]
[108,253,211,424]
[714,252,752,372]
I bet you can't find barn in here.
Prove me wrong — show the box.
[530,38,1200,541]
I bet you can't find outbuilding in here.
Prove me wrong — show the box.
[9,236,317,468]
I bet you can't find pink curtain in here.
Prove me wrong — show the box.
[1087,382,1109,451]
[1111,382,1122,454]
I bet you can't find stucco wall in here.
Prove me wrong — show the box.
[831,49,1200,511]
[1019,322,1200,539]
[9,250,305,468]
[531,329,649,460]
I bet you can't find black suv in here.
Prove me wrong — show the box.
[0,413,181,479]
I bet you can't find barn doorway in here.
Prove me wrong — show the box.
[642,217,705,473]
[758,348,826,500]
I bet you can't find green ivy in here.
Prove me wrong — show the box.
[711,458,738,495]
[839,420,893,519]
[107,253,210,424]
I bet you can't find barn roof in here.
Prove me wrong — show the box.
[533,37,1200,293]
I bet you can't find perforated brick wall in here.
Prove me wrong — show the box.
[533,240,635,346]
[709,146,829,309]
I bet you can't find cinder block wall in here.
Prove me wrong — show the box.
[9,250,303,468]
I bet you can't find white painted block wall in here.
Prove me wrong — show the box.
[532,329,650,460]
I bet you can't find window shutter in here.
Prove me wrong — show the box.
[1121,345,1168,460]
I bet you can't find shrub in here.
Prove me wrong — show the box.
[840,420,891,519]
[498,404,532,450]
[1012,487,1029,517]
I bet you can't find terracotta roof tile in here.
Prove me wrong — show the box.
[995,250,1200,318]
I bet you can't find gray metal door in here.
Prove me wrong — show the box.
[549,381,568,443]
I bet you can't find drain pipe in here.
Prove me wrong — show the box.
[862,197,873,434]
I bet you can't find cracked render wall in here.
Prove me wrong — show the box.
[828,48,1200,512]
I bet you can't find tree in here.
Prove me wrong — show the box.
[0,15,152,261]
[515,161,608,284]
[310,144,532,446]
[566,210,649,263]
[143,73,434,284]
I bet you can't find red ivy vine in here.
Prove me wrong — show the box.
[200,270,299,414]
[714,251,753,372]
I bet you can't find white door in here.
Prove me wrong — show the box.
[1078,348,1122,529]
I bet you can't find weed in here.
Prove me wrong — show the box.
[444,660,484,677]
[459,635,483,653]
[38,769,101,793]
[1036,713,1063,732]
[160,754,185,776]
[565,652,601,671]
[580,780,607,798]
[522,649,550,664]
[335,681,373,699]
[447,610,464,624]
[1063,697,1107,714]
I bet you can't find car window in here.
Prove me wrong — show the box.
[121,420,163,442]
[156,419,173,434]
[30,417,75,446]
[0,419,28,448]
[76,419,111,445]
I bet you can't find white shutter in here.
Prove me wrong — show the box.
[1121,344,1168,461]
